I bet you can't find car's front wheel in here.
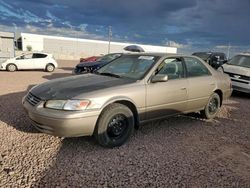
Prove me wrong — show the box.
[6,64,17,72]
[45,64,55,72]
[201,92,221,119]
[94,103,134,148]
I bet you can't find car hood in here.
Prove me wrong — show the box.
[222,64,250,76]
[30,74,134,100]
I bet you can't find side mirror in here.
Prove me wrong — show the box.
[151,74,168,83]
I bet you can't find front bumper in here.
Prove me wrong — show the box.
[232,85,250,94]
[0,65,6,70]
[22,98,100,137]
[231,80,250,94]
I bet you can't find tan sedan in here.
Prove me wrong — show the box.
[22,53,232,147]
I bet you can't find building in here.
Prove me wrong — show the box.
[18,33,177,60]
[0,31,15,62]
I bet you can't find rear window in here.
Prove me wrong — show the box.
[192,52,211,60]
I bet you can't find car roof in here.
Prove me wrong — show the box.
[192,52,225,55]
[122,52,179,57]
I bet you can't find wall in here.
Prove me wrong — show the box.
[21,33,177,60]
[21,33,43,51]
[0,31,14,61]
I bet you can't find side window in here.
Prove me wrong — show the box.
[32,53,47,58]
[23,54,33,59]
[184,57,211,77]
[155,58,184,80]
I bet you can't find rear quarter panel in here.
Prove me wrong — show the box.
[213,70,232,101]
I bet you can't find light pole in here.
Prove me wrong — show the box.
[108,26,112,53]
[227,43,231,59]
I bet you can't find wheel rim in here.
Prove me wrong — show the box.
[9,65,15,71]
[208,97,219,115]
[47,65,53,71]
[107,114,128,139]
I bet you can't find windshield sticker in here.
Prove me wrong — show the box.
[138,56,154,60]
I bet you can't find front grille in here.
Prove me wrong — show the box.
[231,79,249,84]
[75,66,90,73]
[26,92,41,106]
[224,72,250,81]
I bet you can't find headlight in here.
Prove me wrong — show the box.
[45,100,90,111]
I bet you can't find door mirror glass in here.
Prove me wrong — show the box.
[151,74,168,83]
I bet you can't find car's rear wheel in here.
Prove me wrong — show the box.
[6,64,17,72]
[45,64,55,72]
[94,103,134,148]
[201,93,221,119]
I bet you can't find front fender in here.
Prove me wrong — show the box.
[100,96,137,111]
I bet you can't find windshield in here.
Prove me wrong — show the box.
[96,55,159,80]
[227,55,250,68]
[97,53,121,62]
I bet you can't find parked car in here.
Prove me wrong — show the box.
[0,52,58,72]
[192,52,227,69]
[80,56,100,63]
[23,53,232,147]
[73,53,122,74]
[218,53,250,93]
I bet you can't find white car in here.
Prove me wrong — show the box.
[218,53,250,93]
[0,52,58,72]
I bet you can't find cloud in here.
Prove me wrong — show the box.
[165,40,189,48]
[0,0,250,56]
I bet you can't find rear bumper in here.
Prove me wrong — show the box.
[22,99,100,137]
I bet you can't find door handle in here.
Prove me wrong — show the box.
[181,87,186,90]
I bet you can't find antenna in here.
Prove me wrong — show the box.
[108,26,112,53]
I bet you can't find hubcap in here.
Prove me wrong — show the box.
[107,114,128,138]
[48,66,53,71]
[9,65,15,71]
[208,97,219,115]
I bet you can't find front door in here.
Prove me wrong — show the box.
[146,57,188,120]
[15,54,34,69]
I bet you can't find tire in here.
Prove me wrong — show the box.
[201,93,221,119]
[94,103,134,148]
[6,64,17,72]
[45,64,55,72]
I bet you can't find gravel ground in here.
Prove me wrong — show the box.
[0,60,250,188]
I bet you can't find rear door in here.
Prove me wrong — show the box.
[32,53,48,69]
[184,57,216,111]
[146,57,188,120]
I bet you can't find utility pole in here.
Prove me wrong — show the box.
[108,26,112,53]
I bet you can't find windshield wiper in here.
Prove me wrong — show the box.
[99,72,121,78]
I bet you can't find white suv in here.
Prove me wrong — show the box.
[0,52,58,72]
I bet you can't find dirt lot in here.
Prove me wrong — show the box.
[0,60,250,187]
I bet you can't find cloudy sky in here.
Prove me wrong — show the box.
[0,0,249,55]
